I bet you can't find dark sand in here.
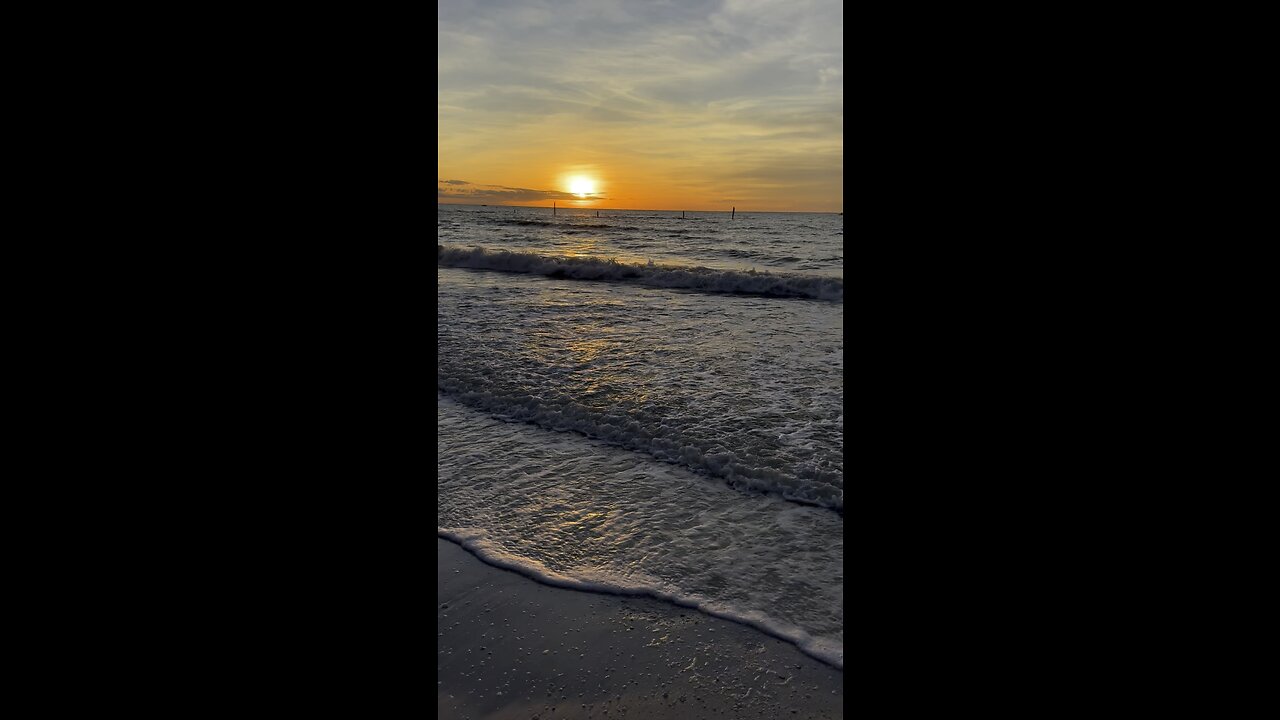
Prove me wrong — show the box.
[438,538,843,720]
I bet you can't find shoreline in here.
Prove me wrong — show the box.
[439,528,843,670]
[438,537,843,719]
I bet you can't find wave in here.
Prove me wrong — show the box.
[490,218,617,229]
[434,382,843,512]
[437,244,843,301]
[438,528,844,670]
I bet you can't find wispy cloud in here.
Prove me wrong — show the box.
[438,0,842,211]
[438,179,603,203]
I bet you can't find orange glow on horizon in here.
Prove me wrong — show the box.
[438,159,841,213]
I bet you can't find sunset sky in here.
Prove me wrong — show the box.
[438,0,843,213]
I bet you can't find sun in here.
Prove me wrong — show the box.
[568,176,596,198]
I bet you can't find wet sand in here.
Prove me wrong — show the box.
[438,538,843,720]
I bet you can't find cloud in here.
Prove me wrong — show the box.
[438,179,603,203]
[437,0,842,211]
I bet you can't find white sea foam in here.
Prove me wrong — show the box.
[437,398,843,669]
[438,244,844,301]
[438,527,844,670]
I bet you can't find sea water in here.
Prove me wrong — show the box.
[437,204,844,668]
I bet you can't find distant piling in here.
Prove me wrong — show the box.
[732,206,736,219]
[553,202,556,216]
[682,211,685,219]
[596,210,599,218]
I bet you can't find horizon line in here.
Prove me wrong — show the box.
[437,201,842,215]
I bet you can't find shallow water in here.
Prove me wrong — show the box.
[437,203,844,667]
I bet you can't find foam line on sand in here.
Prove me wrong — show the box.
[438,537,843,720]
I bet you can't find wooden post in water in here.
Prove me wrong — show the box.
[553,202,556,216]
[682,211,685,219]
[732,206,736,219]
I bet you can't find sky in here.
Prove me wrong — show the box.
[438,0,843,213]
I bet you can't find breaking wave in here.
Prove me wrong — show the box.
[438,244,843,301]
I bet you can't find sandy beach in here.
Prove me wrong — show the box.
[438,538,843,720]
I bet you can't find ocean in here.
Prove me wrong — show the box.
[437,203,844,668]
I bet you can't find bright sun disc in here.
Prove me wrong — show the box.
[569,177,595,197]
